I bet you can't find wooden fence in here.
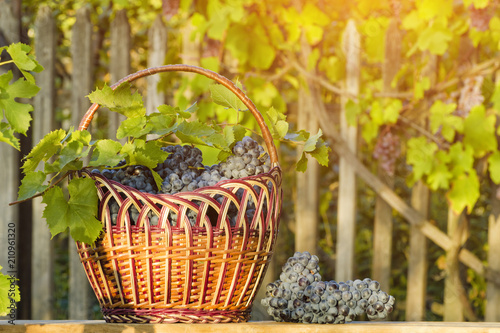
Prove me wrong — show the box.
[1,2,500,322]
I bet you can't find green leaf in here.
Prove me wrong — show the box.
[22,129,67,173]
[0,266,20,317]
[67,177,102,243]
[428,151,453,190]
[0,123,20,150]
[285,130,310,142]
[89,140,124,167]
[152,170,163,192]
[414,76,431,100]
[383,99,402,124]
[296,152,308,172]
[87,82,146,118]
[42,186,71,237]
[42,177,102,243]
[463,105,497,157]
[406,137,438,181]
[7,43,38,72]
[209,83,247,111]
[58,141,89,171]
[223,125,247,147]
[116,116,151,139]
[488,151,500,184]
[447,171,480,214]
[448,142,474,177]
[490,84,500,111]
[309,139,330,167]
[18,171,47,201]
[417,21,453,55]
[0,72,39,135]
[304,129,323,152]
[120,140,168,170]
[345,100,361,126]
[157,104,191,119]
[429,101,462,142]
[274,120,289,139]
[417,0,453,19]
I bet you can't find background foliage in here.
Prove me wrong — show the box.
[10,0,500,321]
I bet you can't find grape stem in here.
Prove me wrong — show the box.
[0,60,15,67]
[9,172,70,206]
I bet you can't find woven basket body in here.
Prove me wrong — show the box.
[74,65,282,323]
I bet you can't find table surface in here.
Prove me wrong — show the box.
[2,321,500,333]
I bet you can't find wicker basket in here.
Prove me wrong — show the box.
[74,65,282,323]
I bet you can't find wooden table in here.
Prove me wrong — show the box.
[2,321,500,332]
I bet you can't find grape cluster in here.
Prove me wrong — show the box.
[373,130,400,177]
[261,252,395,324]
[91,137,272,226]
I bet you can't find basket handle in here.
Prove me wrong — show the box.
[78,64,279,166]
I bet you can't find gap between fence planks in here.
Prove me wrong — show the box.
[109,9,130,140]
[68,5,94,320]
[372,19,400,291]
[31,5,56,320]
[294,4,320,254]
[4,321,500,333]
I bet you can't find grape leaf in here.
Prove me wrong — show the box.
[296,152,308,172]
[210,83,247,111]
[22,129,67,173]
[0,72,39,135]
[157,104,191,119]
[303,129,324,152]
[447,171,480,214]
[0,123,20,150]
[120,140,168,170]
[407,137,438,181]
[60,141,88,169]
[42,177,102,243]
[223,125,247,147]
[89,140,124,167]
[463,105,497,157]
[6,43,43,83]
[448,142,474,177]
[345,100,361,126]
[152,170,163,192]
[429,101,462,142]
[488,151,500,184]
[0,266,20,317]
[417,21,453,55]
[383,99,402,124]
[309,139,330,166]
[17,171,47,201]
[87,82,146,118]
[147,113,177,136]
[116,116,151,139]
[285,130,310,142]
[428,151,453,190]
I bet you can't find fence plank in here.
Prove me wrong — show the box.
[0,0,21,320]
[407,181,430,320]
[487,183,500,321]
[32,5,56,320]
[295,23,319,254]
[444,210,466,321]
[109,9,130,139]
[336,20,360,282]
[373,19,400,290]
[68,6,94,319]
[146,14,167,116]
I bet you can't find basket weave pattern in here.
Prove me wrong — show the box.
[74,65,283,323]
